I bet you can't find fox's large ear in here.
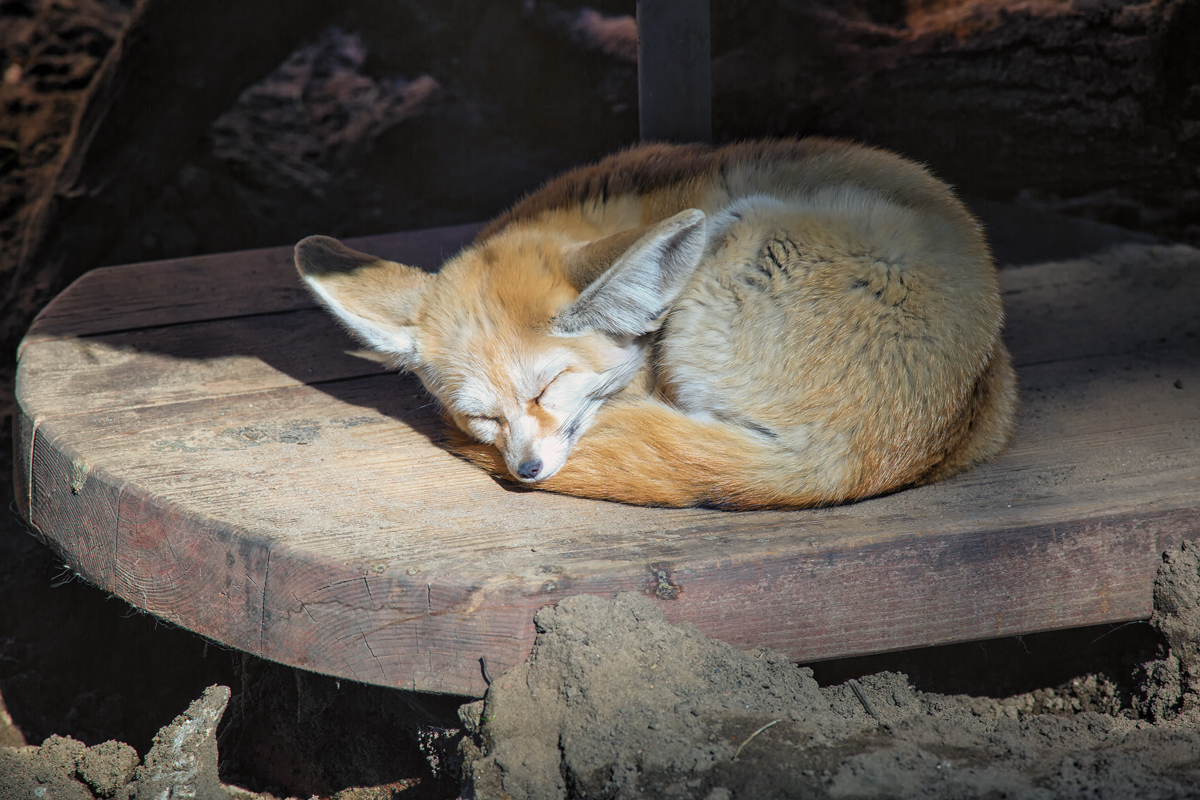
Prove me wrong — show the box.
[553,208,706,338]
[295,235,432,364]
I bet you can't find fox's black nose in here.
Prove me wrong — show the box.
[516,458,543,481]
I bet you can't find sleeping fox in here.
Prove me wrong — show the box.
[295,138,1016,509]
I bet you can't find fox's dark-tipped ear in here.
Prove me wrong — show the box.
[295,235,380,277]
[295,235,432,364]
[553,209,706,338]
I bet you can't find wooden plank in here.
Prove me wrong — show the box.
[28,346,1199,547]
[637,0,712,143]
[1001,243,1200,366]
[19,223,480,352]
[18,240,1196,424]
[17,309,390,416]
[14,231,1200,696]
[22,383,1196,588]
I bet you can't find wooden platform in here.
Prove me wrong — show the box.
[14,219,1200,698]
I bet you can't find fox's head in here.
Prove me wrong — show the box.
[295,209,706,484]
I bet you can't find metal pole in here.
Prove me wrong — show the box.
[637,0,712,143]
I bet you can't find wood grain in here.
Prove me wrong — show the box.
[14,226,1200,697]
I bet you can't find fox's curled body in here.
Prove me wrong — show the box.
[296,138,1017,509]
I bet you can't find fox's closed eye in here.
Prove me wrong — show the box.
[535,370,570,405]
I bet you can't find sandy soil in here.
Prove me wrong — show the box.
[1,2,1198,798]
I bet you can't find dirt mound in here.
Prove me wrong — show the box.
[0,687,225,800]
[459,584,1200,799]
[1135,538,1200,722]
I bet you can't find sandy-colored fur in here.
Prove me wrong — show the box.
[295,138,1017,509]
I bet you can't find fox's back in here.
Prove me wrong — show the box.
[480,138,980,244]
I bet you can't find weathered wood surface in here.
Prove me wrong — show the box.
[14,222,1200,697]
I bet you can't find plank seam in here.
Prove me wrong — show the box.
[1012,344,1198,370]
[27,304,322,344]
[113,484,122,597]
[26,415,41,530]
[259,545,272,658]
[22,370,400,423]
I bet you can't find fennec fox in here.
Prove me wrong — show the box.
[295,138,1016,509]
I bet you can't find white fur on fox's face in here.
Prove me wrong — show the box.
[446,341,644,482]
